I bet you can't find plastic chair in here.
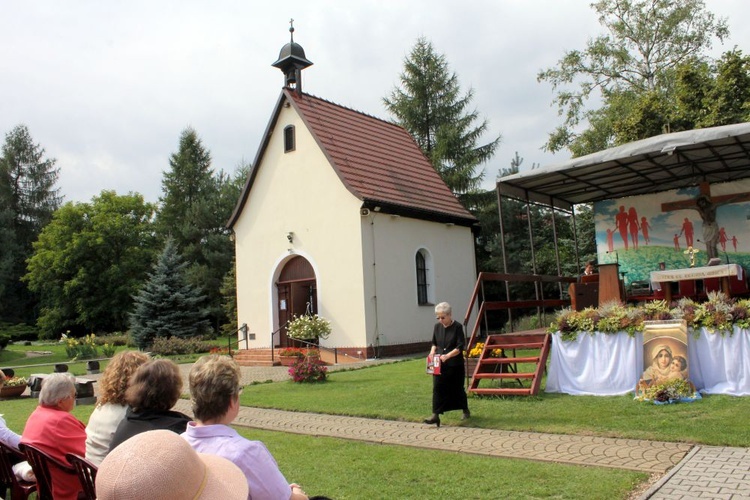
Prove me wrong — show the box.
[0,441,37,500]
[18,442,79,500]
[66,453,98,500]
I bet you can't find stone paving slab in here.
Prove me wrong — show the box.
[640,445,750,500]
[171,399,689,474]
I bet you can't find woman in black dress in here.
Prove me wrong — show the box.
[424,302,470,428]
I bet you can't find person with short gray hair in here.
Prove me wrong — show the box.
[424,301,470,427]
[21,372,86,499]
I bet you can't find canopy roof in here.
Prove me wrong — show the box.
[497,122,750,211]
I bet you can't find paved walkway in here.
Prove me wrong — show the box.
[134,360,750,497]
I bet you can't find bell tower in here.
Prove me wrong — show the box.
[271,19,313,94]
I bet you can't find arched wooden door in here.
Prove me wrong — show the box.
[276,256,317,347]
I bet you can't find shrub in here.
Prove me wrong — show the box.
[92,333,129,346]
[0,334,9,350]
[63,333,99,360]
[288,356,328,383]
[0,322,39,342]
[149,336,212,356]
[101,343,117,357]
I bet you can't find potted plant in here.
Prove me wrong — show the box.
[465,342,504,375]
[287,314,332,341]
[278,347,305,366]
[0,376,29,398]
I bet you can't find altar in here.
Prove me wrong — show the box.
[649,264,744,302]
[546,327,750,396]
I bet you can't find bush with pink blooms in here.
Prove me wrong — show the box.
[288,355,328,383]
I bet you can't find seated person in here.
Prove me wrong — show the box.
[182,355,309,500]
[96,429,248,499]
[0,370,22,448]
[21,373,86,500]
[108,359,191,451]
[85,351,150,465]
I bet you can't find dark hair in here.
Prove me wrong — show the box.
[125,359,183,412]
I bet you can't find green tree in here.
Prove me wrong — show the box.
[539,0,729,154]
[0,124,62,323]
[24,191,158,337]
[156,129,244,332]
[383,37,500,197]
[129,237,210,349]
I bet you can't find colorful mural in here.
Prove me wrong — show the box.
[594,180,750,284]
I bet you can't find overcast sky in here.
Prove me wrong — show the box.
[2,1,748,204]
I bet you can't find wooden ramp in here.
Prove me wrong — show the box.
[468,331,550,396]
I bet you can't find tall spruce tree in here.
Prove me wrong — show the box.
[384,37,500,198]
[0,124,62,323]
[156,128,240,332]
[129,237,210,349]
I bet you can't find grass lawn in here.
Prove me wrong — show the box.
[4,351,746,498]
[240,357,750,447]
[0,397,645,500]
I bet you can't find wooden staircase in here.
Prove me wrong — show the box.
[467,331,550,396]
[232,349,280,367]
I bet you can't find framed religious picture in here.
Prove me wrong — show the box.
[638,320,689,393]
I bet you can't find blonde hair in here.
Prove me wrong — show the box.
[97,351,150,406]
[189,355,241,422]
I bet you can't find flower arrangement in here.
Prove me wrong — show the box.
[550,293,750,341]
[635,378,700,404]
[279,347,305,358]
[288,356,328,383]
[467,342,503,358]
[3,376,28,388]
[287,314,332,340]
[209,346,232,356]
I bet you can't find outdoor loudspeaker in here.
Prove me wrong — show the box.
[360,208,371,216]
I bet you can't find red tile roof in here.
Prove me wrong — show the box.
[228,89,476,228]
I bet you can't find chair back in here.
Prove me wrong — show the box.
[0,441,37,500]
[66,453,98,500]
[18,442,76,500]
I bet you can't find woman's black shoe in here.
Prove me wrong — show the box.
[461,410,471,420]
[423,415,441,428]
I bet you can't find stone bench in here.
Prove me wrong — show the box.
[28,373,97,405]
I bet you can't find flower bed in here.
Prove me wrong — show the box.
[550,292,750,341]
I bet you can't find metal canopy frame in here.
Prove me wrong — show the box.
[497,122,750,210]
[492,122,750,306]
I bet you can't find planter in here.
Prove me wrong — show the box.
[279,356,302,367]
[0,384,27,398]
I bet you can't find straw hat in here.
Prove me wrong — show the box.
[96,430,249,499]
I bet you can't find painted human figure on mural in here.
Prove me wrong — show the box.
[606,228,615,253]
[641,345,673,386]
[732,235,738,252]
[673,234,680,251]
[627,207,640,250]
[718,227,728,252]
[614,206,629,250]
[678,217,694,248]
[640,217,651,244]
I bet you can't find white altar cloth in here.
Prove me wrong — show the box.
[649,264,743,291]
[546,327,750,396]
